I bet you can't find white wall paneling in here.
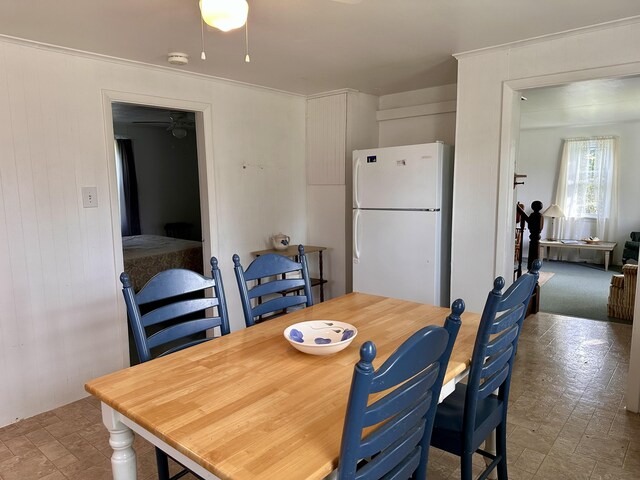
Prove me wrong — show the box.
[451,18,640,411]
[378,84,457,148]
[306,90,378,299]
[0,36,306,426]
[306,92,347,185]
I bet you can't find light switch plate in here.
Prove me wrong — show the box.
[82,187,98,208]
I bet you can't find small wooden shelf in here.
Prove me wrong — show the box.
[251,245,327,302]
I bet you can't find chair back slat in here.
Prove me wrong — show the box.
[158,338,211,358]
[354,423,424,480]
[120,257,230,363]
[337,300,464,480]
[364,368,437,427]
[370,329,448,393]
[484,325,518,357]
[135,269,216,304]
[248,278,306,299]
[365,448,420,480]
[251,295,308,318]
[141,297,221,327]
[233,245,313,327]
[490,304,525,334]
[496,273,537,311]
[146,317,224,351]
[241,253,305,280]
[480,346,513,380]
[477,365,510,400]
[462,260,540,439]
[359,401,430,459]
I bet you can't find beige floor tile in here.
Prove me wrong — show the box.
[0,450,59,480]
[575,434,629,467]
[514,448,546,474]
[37,472,66,480]
[535,451,596,480]
[24,428,56,447]
[590,461,640,480]
[507,465,536,479]
[508,425,555,455]
[623,440,640,470]
[37,440,71,462]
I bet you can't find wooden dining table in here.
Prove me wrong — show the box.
[85,292,481,480]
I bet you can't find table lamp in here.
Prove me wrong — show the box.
[542,204,565,241]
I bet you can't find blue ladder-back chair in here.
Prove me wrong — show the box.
[233,244,313,327]
[120,257,230,480]
[337,300,464,480]
[430,259,541,480]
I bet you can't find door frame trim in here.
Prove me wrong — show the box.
[101,90,218,364]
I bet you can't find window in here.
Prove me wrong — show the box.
[572,142,599,217]
[555,136,618,242]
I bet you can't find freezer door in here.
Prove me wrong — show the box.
[353,143,442,209]
[353,209,442,305]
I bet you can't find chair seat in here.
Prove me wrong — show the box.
[431,383,504,456]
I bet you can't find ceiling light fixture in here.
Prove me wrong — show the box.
[199,0,249,32]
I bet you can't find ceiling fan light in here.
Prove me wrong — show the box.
[200,0,248,32]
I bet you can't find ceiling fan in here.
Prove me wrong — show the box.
[133,111,195,139]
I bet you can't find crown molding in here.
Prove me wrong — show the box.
[0,33,306,98]
[454,15,640,60]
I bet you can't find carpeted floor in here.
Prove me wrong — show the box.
[538,260,628,323]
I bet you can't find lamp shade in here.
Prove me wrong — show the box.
[542,204,565,218]
[200,0,249,32]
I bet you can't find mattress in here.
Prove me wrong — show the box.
[122,235,204,291]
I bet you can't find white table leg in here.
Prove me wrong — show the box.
[605,251,610,271]
[102,403,137,480]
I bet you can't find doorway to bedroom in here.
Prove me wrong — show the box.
[112,102,204,363]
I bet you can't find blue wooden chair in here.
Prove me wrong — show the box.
[233,244,313,327]
[430,259,541,480]
[120,257,230,480]
[337,300,464,480]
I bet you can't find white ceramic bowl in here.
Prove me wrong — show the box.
[284,320,358,355]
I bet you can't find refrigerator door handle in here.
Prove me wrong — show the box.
[353,158,361,208]
[353,209,361,260]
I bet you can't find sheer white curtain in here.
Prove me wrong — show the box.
[554,136,618,261]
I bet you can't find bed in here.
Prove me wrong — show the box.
[122,235,204,291]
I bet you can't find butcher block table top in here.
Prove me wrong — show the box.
[85,292,481,480]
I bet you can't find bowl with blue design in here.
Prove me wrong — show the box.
[284,320,358,355]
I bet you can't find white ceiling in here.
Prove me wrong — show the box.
[520,76,640,130]
[2,1,640,96]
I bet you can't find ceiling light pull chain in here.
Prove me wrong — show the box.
[245,19,250,63]
[200,15,207,60]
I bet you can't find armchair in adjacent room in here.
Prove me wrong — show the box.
[622,231,640,264]
[607,264,637,322]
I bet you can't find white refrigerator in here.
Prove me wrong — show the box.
[352,142,453,306]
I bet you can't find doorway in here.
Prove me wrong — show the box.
[102,91,219,368]
[496,67,640,412]
[112,103,205,363]
[512,77,640,323]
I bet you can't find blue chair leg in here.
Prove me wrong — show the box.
[156,447,170,480]
[461,451,473,480]
[496,424,508,480]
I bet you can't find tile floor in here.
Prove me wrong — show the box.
[0,312,638,479]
